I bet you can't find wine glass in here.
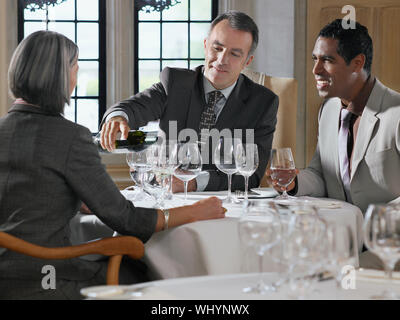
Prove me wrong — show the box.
[363,204,400,300]
[324,223,357,293]
[270,148,297,201]
[214,137,242,204]
[158,140,179,201]
[235,143,259,204]
[173,142,202,203]
[238,201,281,294]
[284,206,328,299]
[126,149,154,201]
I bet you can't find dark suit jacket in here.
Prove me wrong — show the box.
[0,104,157,299]
[103,66,279,191]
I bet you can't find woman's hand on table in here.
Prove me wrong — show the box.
[190,197,227,221]
[156,197,226,231]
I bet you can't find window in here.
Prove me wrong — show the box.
[18,0,106,133]
[134,0,218,93]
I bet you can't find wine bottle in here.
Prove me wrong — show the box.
[93,130,159,153]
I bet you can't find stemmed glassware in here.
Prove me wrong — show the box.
[270,148,297,201]
[140,144,169,209]
[284,204,327,299]
[363,204,400,300]
[158,140,179,201]
[173,142,202,203]
[126,149,154,201]
[235,143,259,204]
[214,137,242,204]
[324,223,357,293]
[238,201,281,294]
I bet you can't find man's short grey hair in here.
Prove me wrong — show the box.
[8,31,78,114]
[209,11,259,56]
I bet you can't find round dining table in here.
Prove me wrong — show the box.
[70,190,364,281]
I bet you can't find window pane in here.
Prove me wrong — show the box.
[77,99,99,133]
[24,22,47,37]
[162,23,188,58]
[138,9,160,21]
[64,99,76,123]
[162,60,188,69]
[190,0,212,21]
[24,8,46,20]
[190,23,209,59]
[47,0,75,21]
[77,23,99,59]
[77,61,99,96]
[48,22,75,42]
[162,0,188,21]
[190,60,204,70]
[139,60,160,92]
[77,0,99,21]
[139,23,160,59]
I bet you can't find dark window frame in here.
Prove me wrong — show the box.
[134,0,218,94]
[17,0,107,132]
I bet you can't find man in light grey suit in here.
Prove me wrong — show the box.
[269,19,400,269]
[100,11,279,193]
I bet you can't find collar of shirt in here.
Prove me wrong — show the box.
[341,75,376,116]
[203,74,237,103]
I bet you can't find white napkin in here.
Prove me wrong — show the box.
[81,285,177,300]
[356,268,400,284]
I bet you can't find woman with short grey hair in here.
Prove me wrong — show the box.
[0,31,225,300]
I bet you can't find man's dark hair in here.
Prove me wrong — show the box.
[319,19,373,75]
[210,11,259,56]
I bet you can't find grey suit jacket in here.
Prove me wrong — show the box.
[102,66,279,191]
[0,104,158,299]
[296,79,400,212]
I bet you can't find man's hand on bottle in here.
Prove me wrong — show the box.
[100,116,130,152]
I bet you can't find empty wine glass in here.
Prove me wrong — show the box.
[238,201,281,294]
[270,148,297,201]
[158,140,179,201]
[235,143,259,204]
[364,204,400,300]
[284,207,327,299]
[173,142,202,203]
[324,223,357,293]
[126,149,154,201]
[214,137,242,204]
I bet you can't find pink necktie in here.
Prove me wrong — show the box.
[338,108,352,202]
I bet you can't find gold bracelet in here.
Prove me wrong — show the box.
[162,209,170,231]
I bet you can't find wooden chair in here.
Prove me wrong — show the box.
[0,232,144,285]
[242,68,298,187]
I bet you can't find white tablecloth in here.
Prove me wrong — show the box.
[70,191,364,280]
[81,270,400,300]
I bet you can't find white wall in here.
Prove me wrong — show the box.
[220,0,307,167]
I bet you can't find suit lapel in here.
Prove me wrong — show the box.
[215,74,247,130]
[351,80,384,180]
[323,99,342,185]
[185,68,207,132]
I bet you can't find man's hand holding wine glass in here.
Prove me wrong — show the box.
[266,148,299,199]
